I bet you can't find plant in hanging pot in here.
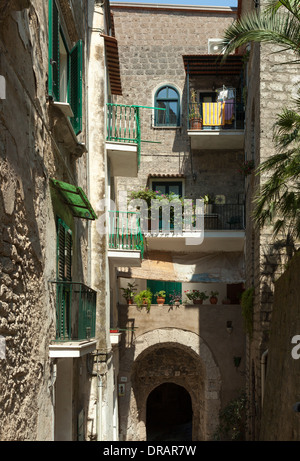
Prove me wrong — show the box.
[134,289,153,312]
[121,282,137,304]
[155,290,166,305]
[184,289,208,304]
[209,291,219,304]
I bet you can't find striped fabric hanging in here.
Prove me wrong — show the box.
[202,102,225,126]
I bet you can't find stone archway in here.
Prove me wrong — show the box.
[118,328,221,441]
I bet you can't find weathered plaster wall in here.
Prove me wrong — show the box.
[0,1,91,441]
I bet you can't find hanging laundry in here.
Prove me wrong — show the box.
[225,98,235,124]
[202,102,225,126]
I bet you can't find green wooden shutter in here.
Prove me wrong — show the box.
[69,40,83,135]
[57,218,72,281]
[147,280,182,304]
[56,218,72,340]
[48,0,60,101]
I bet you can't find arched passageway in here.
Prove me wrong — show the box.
[146,383,193,441]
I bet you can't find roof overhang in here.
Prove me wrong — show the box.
[102,34,122,95]
[183,54,244,76]
[50,179,97,220]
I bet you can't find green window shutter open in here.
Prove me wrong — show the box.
[57,218,72,281]
[69,40,83,135]
[48,0,60,101]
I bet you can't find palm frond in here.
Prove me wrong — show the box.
[221,8,300,59]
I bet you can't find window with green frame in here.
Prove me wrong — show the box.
[147,280,182,305]
[48,0,83,135]
[154,85,180,127]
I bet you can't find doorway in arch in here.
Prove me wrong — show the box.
[146,383,193,441]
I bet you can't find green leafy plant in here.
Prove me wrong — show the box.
[169,290,182,304]
[201,194,214,205]
[241,287,254,338]
[134,289,153,312]
[121,282,137,302]
[184,290,208,301]
[210,291,219,297]
[213,392,247,441]
[155,290,166,298]
[189,89,201,120]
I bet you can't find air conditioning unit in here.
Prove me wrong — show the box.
[208,39,224,55]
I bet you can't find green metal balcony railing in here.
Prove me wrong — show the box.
[108,210,144,259]
[52,281,97,342]
[106,103,165,169]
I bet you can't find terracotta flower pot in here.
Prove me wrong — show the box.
[190,118,202,130]
[210,297,218,304]
[156,297,165,305]
[193,299,203,304]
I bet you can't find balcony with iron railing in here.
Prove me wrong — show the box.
[144,203,245,253]
[106,103,164,177]
[49,281,97,358]
[188,101,245,150]
[108,210,144,267]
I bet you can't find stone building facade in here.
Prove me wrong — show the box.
[109,2,247,441]
[241,0,300,440]
[0,0,119,441]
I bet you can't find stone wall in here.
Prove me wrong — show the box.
[111,5,244,205]
[117,303,245,441]
[259,251,300,440]
[0,0,91,441]
[243,0,300,440]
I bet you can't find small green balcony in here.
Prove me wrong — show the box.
[49,281,97,358]
[108,210,144,267]
[106,103,141,177]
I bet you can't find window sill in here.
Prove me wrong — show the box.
[49,101,87,158]
[53,101,74,118]
[152,125,182,130]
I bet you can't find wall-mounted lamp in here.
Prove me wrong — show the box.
[226,320,233,334]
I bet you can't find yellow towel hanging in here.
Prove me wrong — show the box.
[202,102,225,126]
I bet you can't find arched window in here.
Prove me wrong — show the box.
[154,85,180,127]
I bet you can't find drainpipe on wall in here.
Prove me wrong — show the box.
[261,349,268,407]
[97,373,103,441]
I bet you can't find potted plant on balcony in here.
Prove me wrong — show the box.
[202,194,214,214]
[134,289,153,312]
[209,291,219,304]
[169,291,182,307]
[121,282,137,304]
[184,289,208,305]
[189,90,202,130]
[155,290,166,305]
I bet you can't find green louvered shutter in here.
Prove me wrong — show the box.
[48,0,60,101]
[57,218,72,281]
[69,40,83,135]
[57,218,72,339]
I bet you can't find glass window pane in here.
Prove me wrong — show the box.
[157,88,168,99]
[169,101,178,125]
[167,88,178,99]
[154,184,166,195]
[169,185,181,196]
